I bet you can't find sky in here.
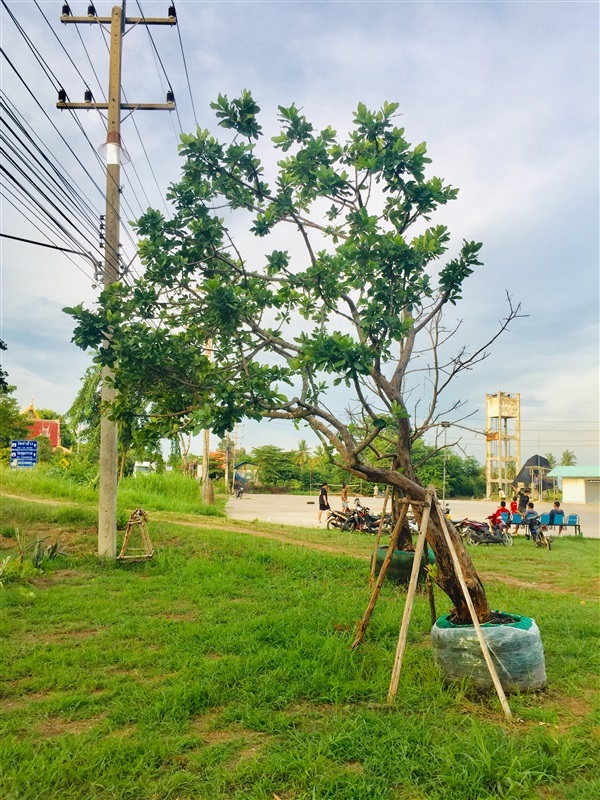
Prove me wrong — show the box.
[1,0,598,467]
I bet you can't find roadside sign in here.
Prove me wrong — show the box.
[10,440,38,468]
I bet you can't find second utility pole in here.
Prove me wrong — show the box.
[58,3,176,557]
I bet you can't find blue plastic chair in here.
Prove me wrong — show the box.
[539,513,551,525]
[501,512,510,524]
[565,514,581,535]
[510,512,523,531]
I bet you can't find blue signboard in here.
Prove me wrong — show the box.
[10,440,38,468]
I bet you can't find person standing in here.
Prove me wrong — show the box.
[340,482,350,512]
[318,483,331,523]
[517,488,529,515]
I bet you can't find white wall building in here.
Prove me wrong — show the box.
[547,466,600,505]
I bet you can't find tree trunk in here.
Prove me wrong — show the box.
[347,453,491,624]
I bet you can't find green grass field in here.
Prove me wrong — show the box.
[0,481,598,800]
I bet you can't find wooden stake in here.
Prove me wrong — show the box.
[369,486,391,588]
[351,502,409,649]
[435,496,513,722]
[387,487,434,703]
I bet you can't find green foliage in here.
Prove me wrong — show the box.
[560,449,577,466]
[66,95,487,457]
[411,440,485,498]
[0,385,31,448]
[250,445,298,486]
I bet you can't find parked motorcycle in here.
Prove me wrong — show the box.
[457,518,513,547]
[326,508,353,530]
[341,499,393,534]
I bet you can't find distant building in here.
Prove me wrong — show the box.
[547,466,600,505]
[22,401,61,448]
[133,461,154,476]
[234,461,258,485]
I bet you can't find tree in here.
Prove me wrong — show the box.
[544,452,557,469]
[68,95,521,622]
[0,339,9,394]
[251,445,298,486]
[560,450,577,466]
[0,386,31,448]
[294,439,311,472]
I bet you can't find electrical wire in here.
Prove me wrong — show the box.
[135,0,183,134]
[173,1,198,129]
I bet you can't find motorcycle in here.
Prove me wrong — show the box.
[523,514,552,550]
[457,518,513,547]
[340,499,393,534]
[326,508,353,530]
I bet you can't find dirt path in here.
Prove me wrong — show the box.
[3,493,595,594]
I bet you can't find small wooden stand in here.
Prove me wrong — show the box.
[117,508,154,562]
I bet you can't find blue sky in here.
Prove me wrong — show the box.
[1,0,598,464]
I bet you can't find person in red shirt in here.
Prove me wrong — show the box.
[488,501,509,529]
[509,497,518,516]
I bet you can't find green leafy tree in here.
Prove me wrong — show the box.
[0,386,31,448]
[560,449,577,466]
[67,95,521,622]
[544,452,557,469]
[0,339,9,394]
[251,445,298,486]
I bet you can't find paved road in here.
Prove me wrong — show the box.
[227,493,600,538]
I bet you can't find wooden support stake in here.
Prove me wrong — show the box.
[387,487,434,703]
[435,496,513,722]
[369,486,391,588]
[352,502,409,649]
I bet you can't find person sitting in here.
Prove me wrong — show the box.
[548,500,565,534]
[524,502,539,541]
[509,496,518,516]
[488,501,509,531]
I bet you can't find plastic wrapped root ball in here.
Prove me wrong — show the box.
[431,612,547,693]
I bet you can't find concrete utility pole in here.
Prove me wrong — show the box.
[58,3,176,557]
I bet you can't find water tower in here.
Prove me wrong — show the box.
[485,392,521,499]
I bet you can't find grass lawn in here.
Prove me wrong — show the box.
[0,491,598,800]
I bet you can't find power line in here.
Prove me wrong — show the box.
[173,1,198,128]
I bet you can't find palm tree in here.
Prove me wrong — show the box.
[544,452,557,469]
[560,450,577,466]
[294,439,311,472]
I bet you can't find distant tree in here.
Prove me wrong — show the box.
[294,439,311,472]
[251,445,298,486]
[560,449,577,466]
[0,386,31,448]
[0,339,9,394]
[544,452,557,469]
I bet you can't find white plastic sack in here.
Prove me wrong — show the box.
[431,613,547,692]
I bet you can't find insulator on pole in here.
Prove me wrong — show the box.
[168,5,176,18]
[84,89,93,102]
[62,3,72,16]
[87,4,97,16]
[166,89,175,103]
[58,88,67,103]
